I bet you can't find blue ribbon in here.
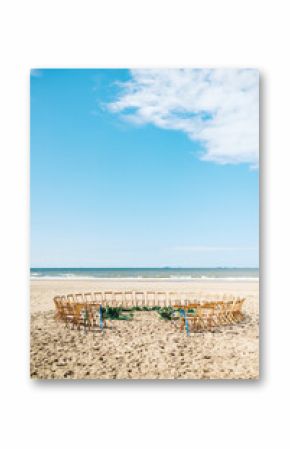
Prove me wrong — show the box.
[180,309,190,336]
[99,304,103,331]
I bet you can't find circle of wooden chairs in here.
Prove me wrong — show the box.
[53,292,246,335]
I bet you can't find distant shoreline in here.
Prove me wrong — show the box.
[30,276,259,282]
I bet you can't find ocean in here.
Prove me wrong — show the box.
[30,267,259,281]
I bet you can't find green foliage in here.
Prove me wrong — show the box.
[102,307,134,321]
[187,308,196,315]
[130,306,161,311]
[117,313,134,321]
[157,307,175,320]
[103,307,122,320]
[102,305,178,321]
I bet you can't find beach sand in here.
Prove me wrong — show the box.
[30,279,259,380]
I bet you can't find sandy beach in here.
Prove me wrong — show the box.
[30,279,259,380]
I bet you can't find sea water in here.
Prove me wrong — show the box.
[30,267,259,281]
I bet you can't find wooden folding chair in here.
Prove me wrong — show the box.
[124,291,134,308]
[114,291,123,307]
[168,292,179,307]
[232,297,245,322]
[104,291,114,307]
[93,292,103,305]
[75,293,84,304]
[175,303,202,334]
[62,301,76,329]
[201,302,217,331]
[214,300,227,325]
[180,292,190,307]
[238,297,246,321]
[67,294,74,303]
[156,292,167,307]
[224,300,235,324]
[146,291,156,307]
[53,296,63,320]
[135,291,145,307]
[187,303,205,332]
[84,292,93,303]
[87,303,105,332]
[187,292,198,304]
[72,303,89,331]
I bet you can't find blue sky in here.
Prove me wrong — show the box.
[30,69,259,267]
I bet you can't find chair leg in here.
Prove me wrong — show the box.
[180,318,185,332]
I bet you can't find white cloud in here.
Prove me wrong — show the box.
[108,69,259,167]
[174,246,257,252]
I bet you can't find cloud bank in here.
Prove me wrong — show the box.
[108,69,259,167]
[174,246,257,252]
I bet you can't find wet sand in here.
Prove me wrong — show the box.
[30,279,259,379]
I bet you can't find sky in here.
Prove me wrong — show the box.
[30,69,259,268]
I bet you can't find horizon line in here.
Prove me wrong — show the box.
[31,266,259,270]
